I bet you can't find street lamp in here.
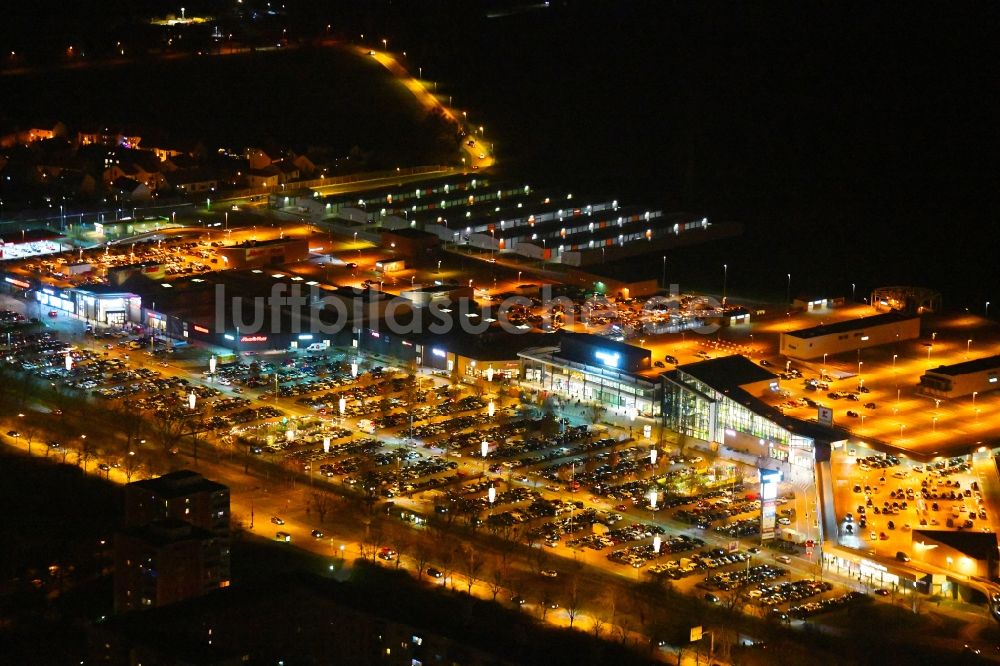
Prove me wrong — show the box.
[350,362,358,378]
[65,351,73,372]
[722,264,728,306]
[188,391,197,410]
[966,339,973,358]
[323,436,331,454]
[972,392,978,407]
[488,400,495,417]
[986,301,991,318]
[339,397,346,415]
[653,534,662,554]
[650,447,657,465]
[648,489,657,510]
[661,255,666,289]
[786,272,791,304]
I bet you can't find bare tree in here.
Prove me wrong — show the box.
[310,491,335,523]
[413,540,433,579]
[437,540,457,590]
[122,450,143,483]
[76,436,97,472]
[486,560,506,601]
[591,613,607,639]
[565,575,582,628]
[460,545,483,595]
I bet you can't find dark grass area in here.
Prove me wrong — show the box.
[1,45,458,168]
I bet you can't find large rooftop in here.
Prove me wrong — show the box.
[926,354,1000,377]
[677,354,777,391]
[785,311,917,339]
[128,470,228,498]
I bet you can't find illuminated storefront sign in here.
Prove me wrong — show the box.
[760,468,782,540]
[594,350,620,368]
[432,348,446,358]
[193,325,210,334]
[4,277,30,289]
[241,335,268,343]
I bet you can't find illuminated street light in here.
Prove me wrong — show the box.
[722,264,728,306]
[486,365,494,382]
[188,391,197,410]
[966,339,973,359]
[481,440,488,458]
[648,490,657,509]
[64,351,72,372]
[653,535,662,554]
[209,355,217,374]
[488,400,495,417]
[339,397,346,415]
[973,391,978,407]
[650,447,658,465]
[323,436,331,454]
[488,485,496,505]
[350,362,358,378]
[932,415,938,432]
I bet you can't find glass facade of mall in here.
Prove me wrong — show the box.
[518,348,661,418]
[663,369,809,449]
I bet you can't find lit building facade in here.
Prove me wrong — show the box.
[518,333,661,418]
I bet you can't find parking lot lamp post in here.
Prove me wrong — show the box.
[967,339,973,359]
[973,391,978,407]
[481,439,488,475]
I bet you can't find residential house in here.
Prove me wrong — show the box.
[271,159,300,183]
[246,166,280,189]
[111,177,152,202]
[246,147,279,170]
[26,121,67,144]
[165,167,219,194]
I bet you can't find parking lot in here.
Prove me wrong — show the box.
[832,446,992,559]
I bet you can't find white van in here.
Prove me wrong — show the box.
[305,341,330,353]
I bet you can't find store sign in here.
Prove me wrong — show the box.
[4,277,30,289]
[432,348,446,358]
[193,325,209,334]
[241,335,268,343]
[760,468,782,540]
[594,350,620,368]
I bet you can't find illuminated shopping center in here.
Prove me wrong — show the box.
[518,332,662,419]
[666,357,806,456]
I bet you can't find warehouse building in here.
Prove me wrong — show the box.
[779,312,921,360]
[919,354,1000,399]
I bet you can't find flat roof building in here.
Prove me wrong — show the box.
[780,311,921,360]
[919,354,1000,399]
[114,519,229,614]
